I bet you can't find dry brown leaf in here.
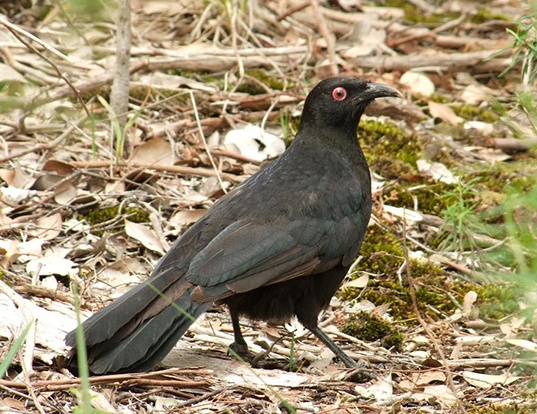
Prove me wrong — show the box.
[505,338,537,351]
[32,173,64,191]
[0,239,20,269]
[130,137,174,166]
[460,84,493,105]
[109,257,147,273]
[26,255,77,277]
[373,303,392,317]
[354,374,393,403]
[462,290,478,318]
[0,165,33,188]
[29,213,63,240]
[125,220,165,255]
[428,101,463,125]
[341,274,369,289]
[412,371,447,385]
[43,160,76,176]
[2,397,27,411]
[462,371,521,388]
[416,159,457,184]
[412,385,457,405]
[54,182,77,205]
[0,239,44,269]
[95,266,143,297]
[170,209,207,227]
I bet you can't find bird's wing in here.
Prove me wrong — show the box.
[186,219,333,301]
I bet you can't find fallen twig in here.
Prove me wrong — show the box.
[68,160,247,183]
[485,137,537,151]
[356,49,511,72]
[0,368,213,392]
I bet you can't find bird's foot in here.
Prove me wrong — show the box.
[227,341,250,358]
[342,366,375,383]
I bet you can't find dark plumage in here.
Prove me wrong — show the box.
[65,77,401,374]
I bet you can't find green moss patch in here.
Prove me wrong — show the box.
[340,224,525,325]
[429,93,452,104]
[81,205,150,236]
[470,9,512,24]
[474,283,521,321]
[467,404,534,414]
[382,182,459,215]
[340,226,470,323]
[235,69,289,95]
[341,312,404,351]
[467,164,537,194]
[359,120,421,179]
[452,104,499,123]
[384,0,461,25]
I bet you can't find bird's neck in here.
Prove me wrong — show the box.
[296,121,364,160]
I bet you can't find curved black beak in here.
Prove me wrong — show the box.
[360,82,403,102]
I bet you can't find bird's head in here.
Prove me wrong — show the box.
[300,77,402,133]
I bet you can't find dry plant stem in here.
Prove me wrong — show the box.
[230,0,244,79]
[404,235,474,275]
[347,351,524,368]
[321,8,509,50]
[485,137,537,151]
[29,60,145,108]
[68,160,245,183]
[20,363,46,414]
[0,379,209,392]
[0,280,36,379]
[1,48,59,85]
[0,368,212,391]
[190,91,227,193]
[0,119,82,163]
[13,284,76,306]
[145,205,171,251]
[389,14,466,48]
[430,254,474,275]
[402,225,467,414]
[407,0,435,13]
[309,0,337,76]
[31,48,508,112]
[356,49,510,72]
[30,47,304,107]
[0,16,70,61]
[175,388,226,409]
[1,19,90,118]
[277,0,310,21]
[110,0,132,158]
[210,149,262,165]
[0,384,32,401]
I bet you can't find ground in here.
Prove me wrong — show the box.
[0,0,537,413]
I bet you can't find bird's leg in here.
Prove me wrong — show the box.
[228,309,250,356]
[307,324,357,368]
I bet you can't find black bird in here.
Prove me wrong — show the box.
[65,77,401,374]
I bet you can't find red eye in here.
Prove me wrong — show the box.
[332,87,347,101]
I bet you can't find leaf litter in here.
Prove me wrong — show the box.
[0,0,536,413]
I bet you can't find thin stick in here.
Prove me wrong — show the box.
[0,118,84,164]
[68,160,246,183]
[190,91,228,192]
[1,19,90,118]
[401,217,467,413]
[309,0,338,76]
[0,16,71,61]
